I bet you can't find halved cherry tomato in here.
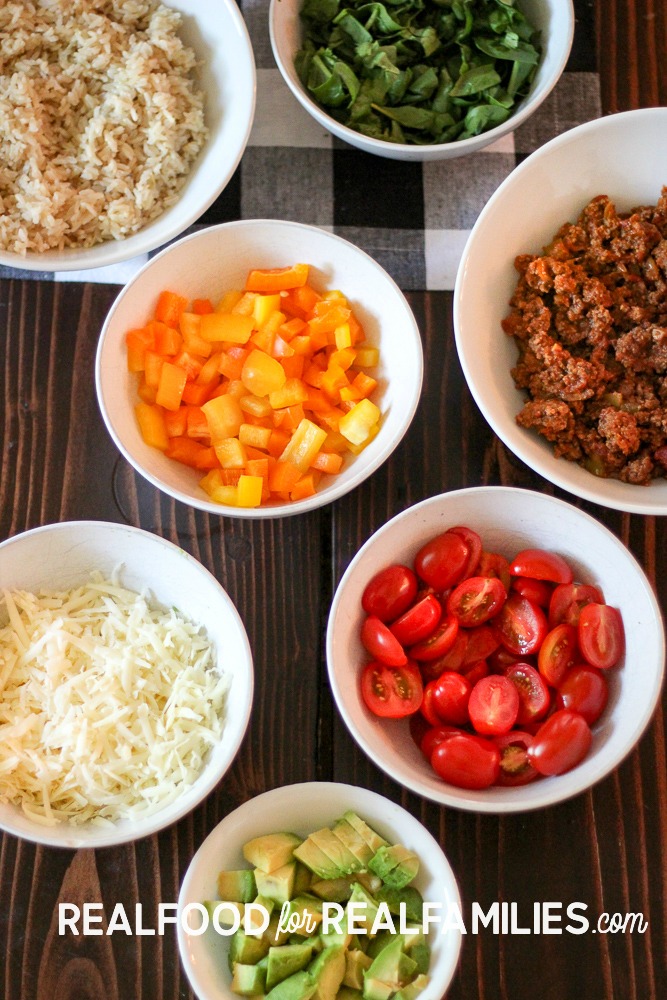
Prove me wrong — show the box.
[556,665,609,724]
[447,575,507,627]
[494,594,548,656]
[447,526,483,579]
[390,594,441,646]
[426,631,469,675]
[430,733,500,789]
[505,662,551,725]
[578,603,625,669]
[361,564,418,623]
[494,730,539,786]
[360,660,423,718]
[487,645,528,674]
[414,531,470,591]
[409,616,459,662]
[420,683,444,726]
[537,623,578,687]
[420,725,463,760]
[462,625,500,664]
[360,616,407,667]
[511,576,553,608]
[476,551,511,591]
[510,548,573,585]
[459,658,490,686]
[426,672,472,726]
[528,710,592,775]
[548,582,604,628]
[468,674,519,736]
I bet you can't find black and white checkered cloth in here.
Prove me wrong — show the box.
[0,0,600,290]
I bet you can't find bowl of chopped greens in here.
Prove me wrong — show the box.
[269,0,574,160]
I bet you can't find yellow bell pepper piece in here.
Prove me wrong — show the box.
[214,438,247,469]
[155,362,187,411]
[253,294,282,327]
[241,349,286,396]
[239,423,272,450]
[202,395,243,442]
[200,312,254,344]
[279,418,327,472]
[339,398,381,446]
[135,402,169,450]
[237,475,263,508]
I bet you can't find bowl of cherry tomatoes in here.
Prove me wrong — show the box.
[326,487,665,812]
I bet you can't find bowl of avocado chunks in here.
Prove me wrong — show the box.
[178,783,462,1000]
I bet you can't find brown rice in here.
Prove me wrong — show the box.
[0,0,208,255]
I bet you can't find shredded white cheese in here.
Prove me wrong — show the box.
[0,573,228,826]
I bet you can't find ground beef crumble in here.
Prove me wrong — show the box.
[503,188,667,484]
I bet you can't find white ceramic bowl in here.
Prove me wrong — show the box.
[178,782,462,1000]
[96,219,423,518]
[455,107,667,514]
[269,0,573,161]
[0,520,253,848]
[0,0,255,273]
[327,487,665,813]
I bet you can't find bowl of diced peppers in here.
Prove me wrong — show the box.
[96,220,423,516]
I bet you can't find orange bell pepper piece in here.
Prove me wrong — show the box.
[155,290,189,328]
[245,263,309,293]
[156,362,187,411]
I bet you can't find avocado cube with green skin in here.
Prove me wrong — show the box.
[346,883,379,936]
[362,978,394,1000]
[228,928,271,972]
[217,869,258,903]
[308,829,363,875]
[319,927,353,951]
[353,872,382,895]
[407,941,430,976]
[331,819,375,866]
[309,878,353,903]
[340,812,388,853]
[203,899,245,929]
[244,833,303,873]
[244,895,275,936]
[294,862,313,895]
[368,845,419,889]
[294,839,345,880]
[373,885,423,923]
[292,933,324,955]
[393,974,430,1000]
[285,895,324,934]
[342,949,372,990]
[266,942,314,990]
[255,861,297,904]
[308,945,346,1000]
[265,970,317,1000]
[264,913,291,947]
[366,935,417,990]
[230,962,267,997]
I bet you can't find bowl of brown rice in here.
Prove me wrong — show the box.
[0,0,256,272]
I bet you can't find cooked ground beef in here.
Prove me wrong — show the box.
[503,188,667,485]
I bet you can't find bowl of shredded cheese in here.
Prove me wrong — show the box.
[0,520,253,848]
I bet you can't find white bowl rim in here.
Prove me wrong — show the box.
[0,519,254,848]
[177,780,463,1000]
[269,0,575,158]
[454,106,667,515]
[0,0,257,273]
[326,486,666,814]
[95,218,424,519]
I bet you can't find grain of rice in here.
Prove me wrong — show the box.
[0,0,208,254]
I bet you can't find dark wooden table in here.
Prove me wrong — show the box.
[2,3,666,998]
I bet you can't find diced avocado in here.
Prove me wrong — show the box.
[244,833,302,874]
[366,935,417,990]
[347,883,380,937]
[362,978,393,1000]
[255,861,297,904]
[264,913,291,947]
[244,895,275,936]
[284,894,323,935]
[308,829,362,875]
[217,869,258,903]
[331,819,375,866]
[365,931,393,960]
[373,885,423,923]
[393,974,430,1000]
[337,990,363,1000]
[310,878,353,903]
[292,933,324,956]
[265,970,317,1000]
[308,945,346,1000]
[204,899,245,929]
[407,940,430,976]
[266,942,314,990]
[294,861,313,895]
[319,927,353,951]
[228,928,270,972]
[368,845,419,889]
[342,949,372,990]
[294,839,345,880]
[340,812,388,853]
[353,872,383,895]
[230,962,267,996]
